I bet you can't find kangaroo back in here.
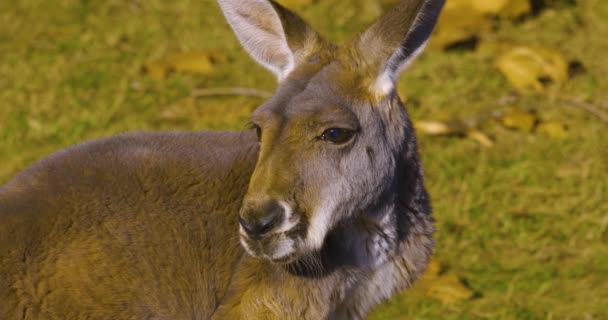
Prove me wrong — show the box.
[0,131,258,319]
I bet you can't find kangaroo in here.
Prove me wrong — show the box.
[0,0,445,319]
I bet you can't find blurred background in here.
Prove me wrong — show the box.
[0,0,606,318]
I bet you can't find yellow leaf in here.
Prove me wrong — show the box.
[443,0,472,10]
[167,51,227,75]
[423,257,443,279]
[496,46,569,92]
[537,121,569,138]
[431,3,490,49]
[501,0,532,18]
[501,109,538,132]
[142,61,172,81]
[471,0,531,17]
[414,120,467,136]
[470,0,510,14]
[467,130,494,147]
[414,120,451,135]
[431,0,530,49]
[143,51,227,80]
[425,273,474,304]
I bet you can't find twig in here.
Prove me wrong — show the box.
[556,97,608,124]
[191,87,273,99]
[508,93,608,125]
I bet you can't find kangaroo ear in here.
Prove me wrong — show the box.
[356,0,445,98]
[218,0,323,81]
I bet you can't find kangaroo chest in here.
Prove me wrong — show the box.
[210,255,413,320]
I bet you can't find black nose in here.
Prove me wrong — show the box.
[239,200,284,239]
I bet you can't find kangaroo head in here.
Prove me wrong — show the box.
[218,0,444,263]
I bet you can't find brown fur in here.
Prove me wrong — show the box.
[0,0,445,319]
[0,132,257,319]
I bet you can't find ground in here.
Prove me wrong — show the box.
[0,0,606,319]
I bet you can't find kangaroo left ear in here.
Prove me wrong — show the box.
[355,0,445,98]
[218,0,324,82]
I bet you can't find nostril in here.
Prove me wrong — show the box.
[257,209,281,234]
[239,217,257,235]
[239,202,284,238]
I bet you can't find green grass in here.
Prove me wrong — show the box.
[1,0,607,319]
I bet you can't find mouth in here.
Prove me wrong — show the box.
[239,231,302,264]
[268,251,299,264]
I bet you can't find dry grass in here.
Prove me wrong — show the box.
[0,0,606,319]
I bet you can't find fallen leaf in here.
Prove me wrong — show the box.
[501,109,538,132]
[496,46,569,92]
[423,257,443,279]
[431,3,490,49]
[537,121,568,138]
[169,51,227,74]
[470,0,510,14]
[142,61,172,81]
[467,130,494,147]
[500,0,532,17]
[143,51,227,80]
[414,120,451,135]
[425,273,475,304]
[431,0,531,49]
[414,120,468,136]
[471,0,531,17]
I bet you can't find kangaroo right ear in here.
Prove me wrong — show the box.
[355,0,445,99]
[218,0,324,81]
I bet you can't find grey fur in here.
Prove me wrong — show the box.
[0,0,444,319]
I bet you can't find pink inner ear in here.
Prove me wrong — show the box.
[219,0,325,82]
[219,0,295,79]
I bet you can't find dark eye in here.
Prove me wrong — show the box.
[253,125,262,142]
[319,128,355,145]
